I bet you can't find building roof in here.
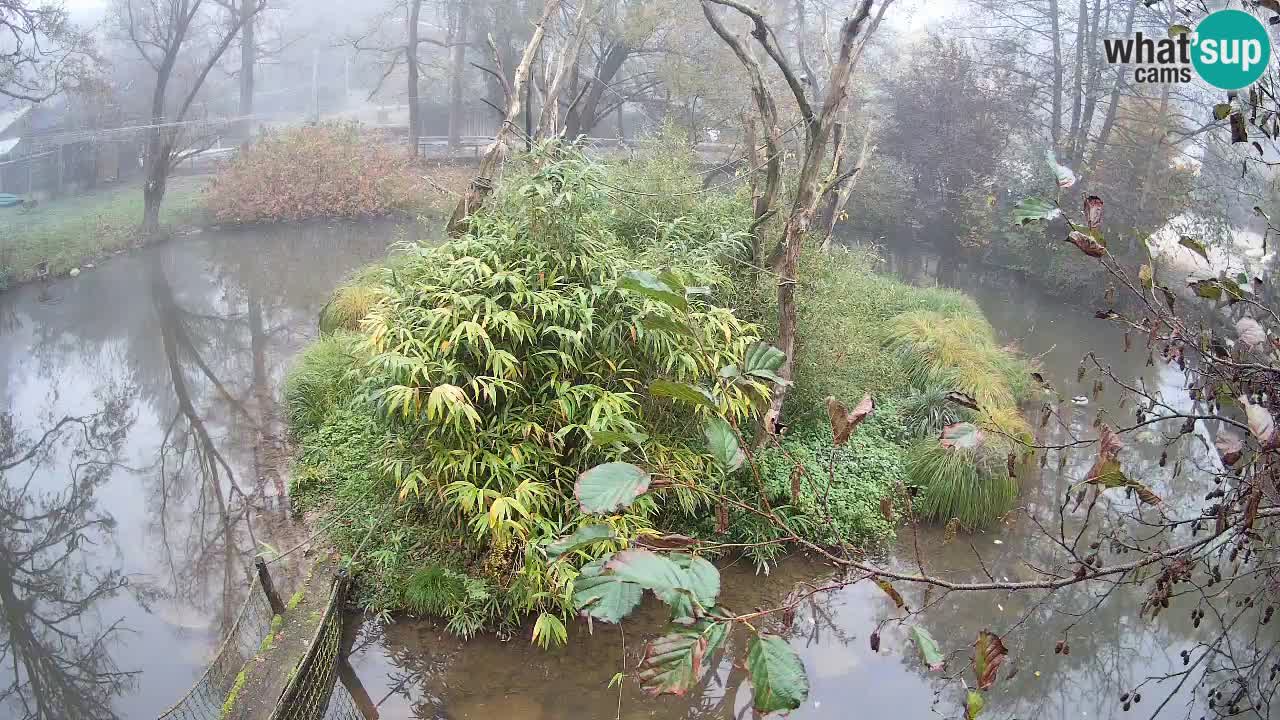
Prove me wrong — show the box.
[0,105,32,136]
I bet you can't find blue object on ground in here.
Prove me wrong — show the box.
[0,194,21,208]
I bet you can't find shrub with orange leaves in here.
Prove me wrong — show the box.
[206,123,432,224]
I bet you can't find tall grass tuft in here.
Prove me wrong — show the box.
[884,310,1021,409]
[283,331,361,434]
[907,439,1018,530]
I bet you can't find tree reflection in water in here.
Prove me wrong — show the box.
[0,392,137,720]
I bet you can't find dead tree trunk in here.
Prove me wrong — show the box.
[536,1,596,140]
[701,4,781,269]
[820,124,874,251]
[447,0,562,236]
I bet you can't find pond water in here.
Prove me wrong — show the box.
[0,219,421,719]
[0,225,1240,719]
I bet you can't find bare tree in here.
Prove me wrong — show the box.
[117,0,263,236]
[0,0,96,102]
[701,0,876,433]
[447,0,562,236]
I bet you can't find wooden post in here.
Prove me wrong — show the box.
[255,557,287,615]
[57,144,64,195]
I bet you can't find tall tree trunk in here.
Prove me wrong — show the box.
[565,41,629,139]
[1073,0,1105,167]
[448,0,562,236]
[407,0,422,156]
[1086,0,1136,177]
[1048,0,1063,151]
[1067,0,1086,161]
[447,0,469,149]
[821,124,874,251]
[537,0,595,140]
[239,0,256,119]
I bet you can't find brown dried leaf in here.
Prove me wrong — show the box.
[1215,432,1244,467]
[880,496,895,523]
[873,576,906,609]
[827,393,875,446]
[1084,195,1104,230]
[1066,230,1107,258]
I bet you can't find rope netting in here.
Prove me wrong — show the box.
[156,582,276,720]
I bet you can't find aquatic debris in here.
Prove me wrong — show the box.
[68,267,80,277]
[1071,396,1089,405]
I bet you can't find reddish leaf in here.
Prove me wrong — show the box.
[974,630,1008,690]
[1215,432,1244,467]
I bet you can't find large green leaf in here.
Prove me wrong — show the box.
[547,525,616,558]
[910,625,945,670]
[619,270,687,311]
[650,380,715,409]
[572,556,642,623]
[637,622,729,697]
[743,342,787,384]
[576,462,651,514]
[704,418,745,472]
[659,553,721,622]
[605,549,694,596]
[746,634,809,714]
[1011,197,1061,226]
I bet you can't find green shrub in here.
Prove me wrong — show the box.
[884,310,1025,409]
[901,383,974,437]
[769,247,994,422]
[404,566,500,638]
[677,403,910,571]
[907,437,1018,530]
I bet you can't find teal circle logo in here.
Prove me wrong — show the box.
[1192,9,1272,90]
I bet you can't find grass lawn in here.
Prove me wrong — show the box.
[0,175,208,288]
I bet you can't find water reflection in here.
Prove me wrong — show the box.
[0,394,136,720]
[0,220,412,717]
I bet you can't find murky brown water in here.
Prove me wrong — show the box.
[0,225,1241,719]
[340,247,1230,720]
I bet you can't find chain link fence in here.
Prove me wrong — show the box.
[155,582,276,720]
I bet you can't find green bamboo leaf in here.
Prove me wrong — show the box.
[1178,236,1209,262]
[575,462,651,514]
[650,380,715,409]
[588,430,649,448]
[547,525,616,558]
[746,634,809,714]
[1011,197,1061,226]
